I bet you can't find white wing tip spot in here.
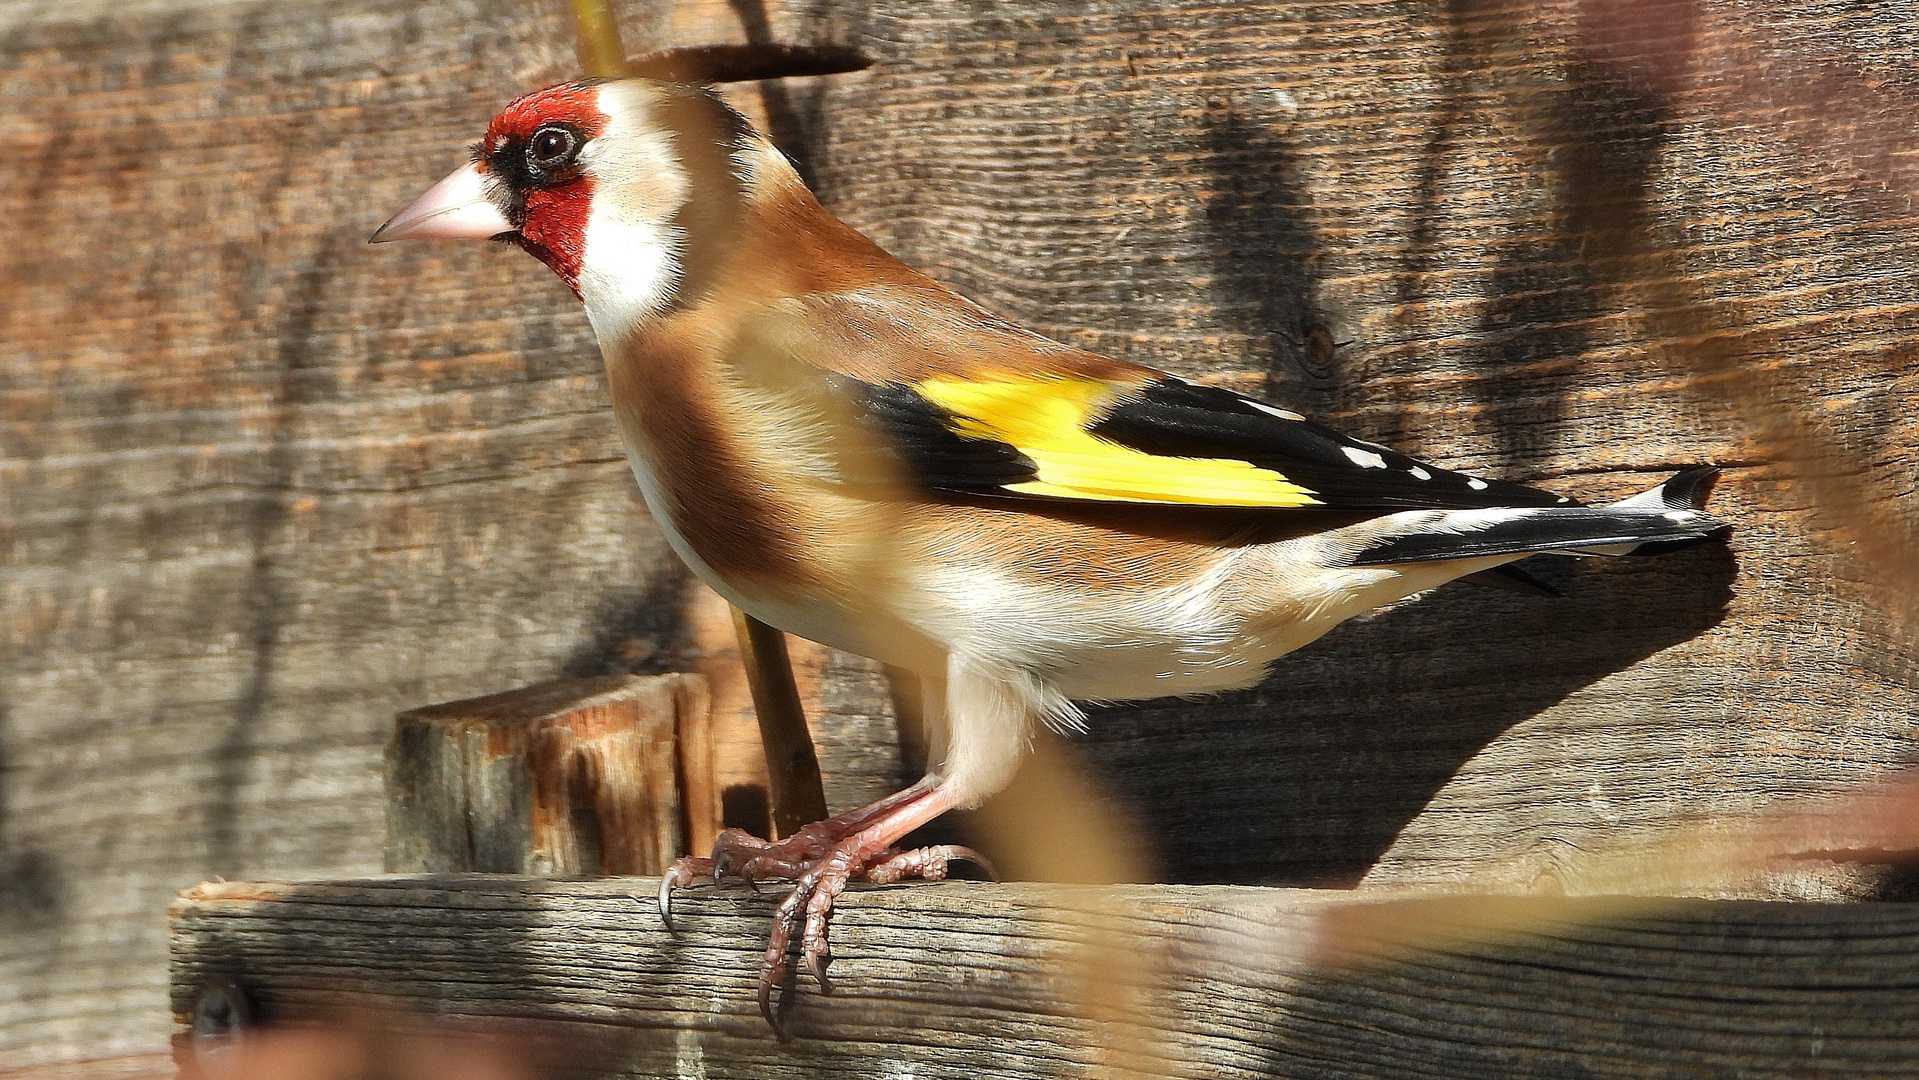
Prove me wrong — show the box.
[1408,466,1432,480]
[1467,478,1489,490]
[1342,446,1388,469]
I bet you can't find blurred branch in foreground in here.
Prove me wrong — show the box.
[1573,0,1919,637]
[184,1024,536,1080]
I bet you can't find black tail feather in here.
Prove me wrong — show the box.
[1610,465,1720,512]
[1349,468,1731,567]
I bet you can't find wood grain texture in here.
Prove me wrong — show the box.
[167,876,1919,1079]
[0,0,900,1066]
[7,0,1919,1068]
[385,673,713,876]
[773,0,1919,894]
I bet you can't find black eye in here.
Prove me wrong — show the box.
[526,125,580,172]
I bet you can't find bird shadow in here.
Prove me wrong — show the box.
[1066,542,1736,886]
[1036,0,1717,888]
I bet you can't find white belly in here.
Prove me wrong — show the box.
[905,550,1514,706]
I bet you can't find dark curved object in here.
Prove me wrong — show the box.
[627,43,874,85]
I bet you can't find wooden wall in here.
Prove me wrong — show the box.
[4,0,1917,1070]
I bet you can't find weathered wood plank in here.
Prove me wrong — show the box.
[9,0,1919,1068]
[385,673,713,876]
[0,0,888,1066]
[168,877,1919,1079]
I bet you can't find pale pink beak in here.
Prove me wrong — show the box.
[368,162,514,243]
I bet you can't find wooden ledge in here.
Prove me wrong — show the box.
[168,876,1919,1078]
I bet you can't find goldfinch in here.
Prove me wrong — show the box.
[372,78,1730,1029]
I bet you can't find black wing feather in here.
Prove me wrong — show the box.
[1090,379,1574,511]
[832,372,1577,513]
[826,376,1039,490]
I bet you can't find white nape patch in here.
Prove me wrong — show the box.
[732,133,804,198]
[1342,446,1387,469]
[576,84,692,337]
[1248,400,1306,421]
[1408,466,1432,480]
[1467,478,1489,490]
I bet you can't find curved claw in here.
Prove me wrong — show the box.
[756,882,805,1036]
[759,975,781,1037]
[694,782,958,1036]
[657,857,715,931]
[808,943,834,996]
[948,846,1000,883]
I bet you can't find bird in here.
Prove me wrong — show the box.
[371,76,1730,1031]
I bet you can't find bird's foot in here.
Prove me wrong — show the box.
[657,778,939,925]
[656,779,983,1035]
[754,835,991,1031]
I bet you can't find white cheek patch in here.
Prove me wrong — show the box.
[578,214,680,337]
[574,83,691,336]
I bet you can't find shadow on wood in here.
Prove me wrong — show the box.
[1056,542,1736,887]
[168,877,1919,1079]
[14,0,1919,1067]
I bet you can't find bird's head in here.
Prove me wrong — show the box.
[372,79,753,331]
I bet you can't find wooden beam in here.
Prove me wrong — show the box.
[385,674,716,876]
[169,877,1919,1078]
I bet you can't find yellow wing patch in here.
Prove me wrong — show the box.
[914,374,1323,507]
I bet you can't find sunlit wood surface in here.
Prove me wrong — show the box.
[3,0,1917,1068]
[168,877,1919,1079]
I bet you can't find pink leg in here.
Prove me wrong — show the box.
[657,778,988,1035]
[656,776,937,927]
[864,844,996,885]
